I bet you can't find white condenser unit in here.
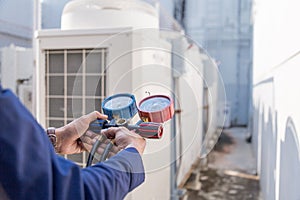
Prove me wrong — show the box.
[0,45,33,113]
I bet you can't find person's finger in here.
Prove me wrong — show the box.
[82,135,110,152]
[96,145,106,155]
[85,130,100,139]
[95,137,120,156]
[84,142,120,162]
[83,143,93,152]
[101,127,120,139]
[81,134,110,153]
[85,143,114,159]
[86,111,107,122]
[110,144,121,154]
[96,140,120,157]
[101,137,113,145]
[102,127,132,139]
[95,111,108,120]
[81,135,98,146]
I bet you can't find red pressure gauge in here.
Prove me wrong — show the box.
[138,95,174,123]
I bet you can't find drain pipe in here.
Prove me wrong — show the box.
[170,35,187,200]
[170,37,179,200]
[170,76,178,200]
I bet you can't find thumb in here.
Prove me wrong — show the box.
[86,111,108,122]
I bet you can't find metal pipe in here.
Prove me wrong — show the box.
[170,76,178,200]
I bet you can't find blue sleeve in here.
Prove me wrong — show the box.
[0,85,145,200]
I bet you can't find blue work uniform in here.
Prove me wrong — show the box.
[0,85,145,200]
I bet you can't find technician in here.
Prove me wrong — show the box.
[0,84,146,200]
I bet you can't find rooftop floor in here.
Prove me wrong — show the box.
[184,127,261,200]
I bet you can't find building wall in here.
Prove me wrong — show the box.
[0,0,33,48]
[41,0,71,29]
[184,0,253,126]
[0,0,34,107]
[252,0,300,199]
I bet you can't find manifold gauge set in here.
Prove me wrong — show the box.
[86,93,174,166]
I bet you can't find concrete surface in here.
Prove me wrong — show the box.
[208,127,257,174]
[183,127,261,200]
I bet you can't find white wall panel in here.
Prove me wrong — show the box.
[252,0,300,199]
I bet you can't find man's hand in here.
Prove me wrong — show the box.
[102,127,146,155]
[80,130,120,158]
[55,111,107,154]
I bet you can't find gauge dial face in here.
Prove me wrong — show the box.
[103,96,133,110]
[102,94,138,120]
[138,95,174,123]
[139,97,171,112]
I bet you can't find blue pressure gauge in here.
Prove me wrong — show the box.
[102,93,138,120]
